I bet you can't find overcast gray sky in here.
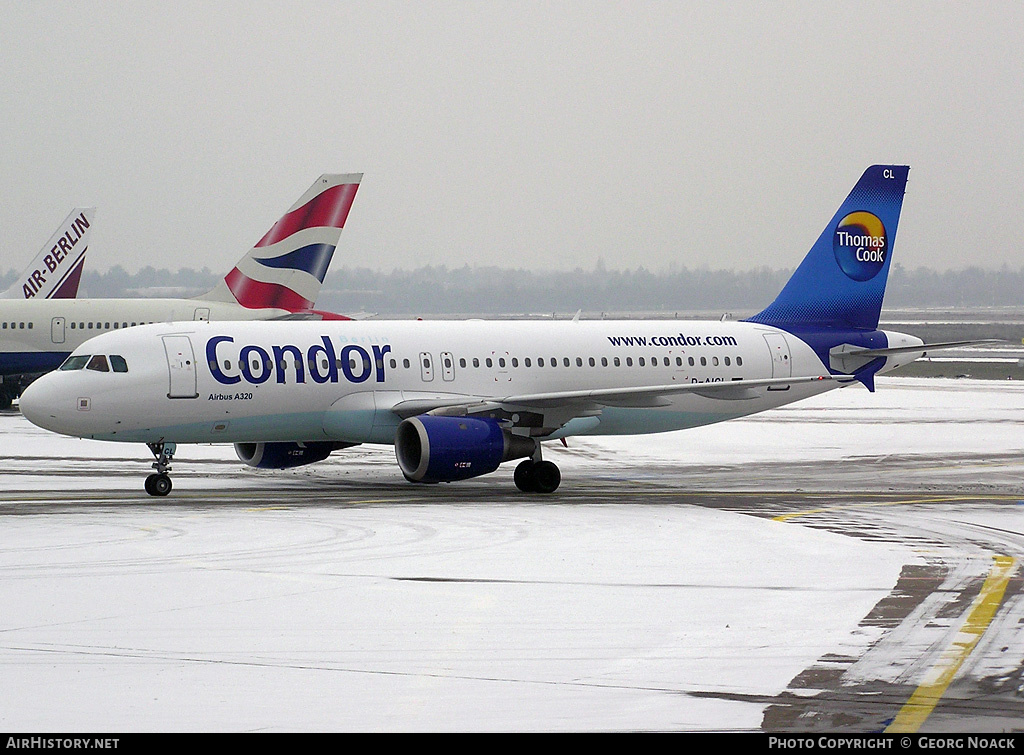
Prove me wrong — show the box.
[1,1,1022,275]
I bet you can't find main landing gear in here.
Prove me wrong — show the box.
[513,451,561,494]
[145,441,176,497]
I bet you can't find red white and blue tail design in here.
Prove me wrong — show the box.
[2,208,95,300]
[199,174,361,312]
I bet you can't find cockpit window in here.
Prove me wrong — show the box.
[60,355,90,371]
[86,355,110,372]
[110,355,128,373]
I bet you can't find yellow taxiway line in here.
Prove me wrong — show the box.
[885,554,1017,732]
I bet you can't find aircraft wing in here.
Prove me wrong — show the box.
[268,310,375,321]
[390,374,837,424]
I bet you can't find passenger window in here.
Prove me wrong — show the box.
[525,358,531,367]
[538,358,545,367]
[713,357,719,366]
[459,358,466,368]
[614,357,620,367]
[639,357,645,366]
[626,357,633,366]
[485,358,493,368]
[688,357,695,366]
[576,357,583,367]
[563,357,570,367]
[737,356,743,366]
[700,357,707,366]
[589,357,595,367]
[403,358,410,368]
[511,358,518,367]
[473,358,480,368]
[87,355,110,372]
[725,356,731,366]
[601,357,608,367]
[60,355,90,371]
[110,355,129,373]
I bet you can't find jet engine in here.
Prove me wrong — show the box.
[395,415,536,483]
[234,441,355,469]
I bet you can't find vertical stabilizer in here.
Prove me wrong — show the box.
[745,166,909,331]
[2,208,95,300]
[198,174,362,311]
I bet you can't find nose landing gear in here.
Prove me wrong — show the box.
[145,442,176,496]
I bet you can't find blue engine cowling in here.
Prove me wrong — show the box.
[395,415,536,483]
[234,441,354,469]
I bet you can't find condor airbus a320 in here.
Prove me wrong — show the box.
[23,166,941,495]
[0,174,360,408]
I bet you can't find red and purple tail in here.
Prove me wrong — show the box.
[2,208,94,300]
[200,174,361,312]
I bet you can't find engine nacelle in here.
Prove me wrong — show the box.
[395,415,536,483]
[234,441,354,470]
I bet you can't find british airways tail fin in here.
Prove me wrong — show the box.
[198,174,362,311]
[2,208,95,300]
[745,165,909,331]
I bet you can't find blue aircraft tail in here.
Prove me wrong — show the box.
[745,165,909,331]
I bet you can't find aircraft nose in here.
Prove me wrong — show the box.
[19,373,77,434]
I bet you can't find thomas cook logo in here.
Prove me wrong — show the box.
[833,211,888,281]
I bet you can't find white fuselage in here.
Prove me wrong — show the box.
[0,298,289,377]
[18,318,918,446]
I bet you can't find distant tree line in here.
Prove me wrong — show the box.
[2,263,1024,315]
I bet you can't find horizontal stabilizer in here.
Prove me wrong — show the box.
[830,339,1003,374]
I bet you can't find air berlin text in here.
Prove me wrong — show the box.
[21,212,90,299]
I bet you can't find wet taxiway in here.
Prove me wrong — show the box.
[1,378,1023,732]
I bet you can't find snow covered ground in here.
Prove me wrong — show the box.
[0,377,1021,731]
